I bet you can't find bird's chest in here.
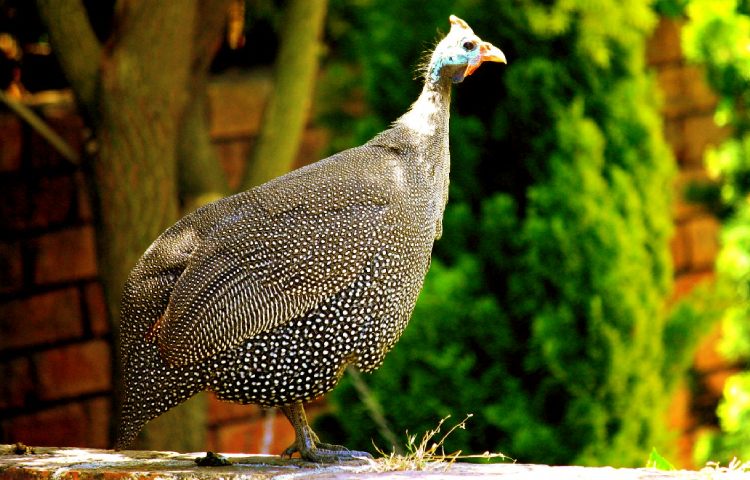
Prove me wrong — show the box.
[404,162,450,241]
[400,136,450,235]
[209,237,433,406]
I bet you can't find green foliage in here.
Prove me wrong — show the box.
[317,0,676,467]
[682,0,750,466]
[648,448,676,470]
[695,373,750,464]
[717,374,750,453]
[653,0,689,17]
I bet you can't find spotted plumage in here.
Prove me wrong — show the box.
[116,15,505,462]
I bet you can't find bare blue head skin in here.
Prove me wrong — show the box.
[428,15,507,84]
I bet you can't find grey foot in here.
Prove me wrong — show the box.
[280,402,373,463]
[281,440,372,463]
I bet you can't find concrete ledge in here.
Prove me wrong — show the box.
[0,444,731,479]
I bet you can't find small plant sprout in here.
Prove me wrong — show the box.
[647,448,675,471]
[372,414,511,472]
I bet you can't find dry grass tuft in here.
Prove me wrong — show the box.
[370,414,510,472]
[700,458,750,478]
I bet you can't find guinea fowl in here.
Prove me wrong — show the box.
[116,15,505,462]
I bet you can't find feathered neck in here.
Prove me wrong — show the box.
[396,79,452,138]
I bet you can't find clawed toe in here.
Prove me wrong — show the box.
[282,440,372,463]
[279,402,373,463]
[315,441,352,452]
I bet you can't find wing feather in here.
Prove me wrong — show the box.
[152,148,403,366]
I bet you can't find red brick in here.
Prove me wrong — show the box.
[294,127,330,169]
[673,203,692,231]
[32,226,98,285]
[667,384,696,468]
[0,288,83,351]
[673,168,712,221]
[703,368,740,398]
[215,140,252,191]
[694,324,728,373]
[84,396,113,448]
[270,413,296,454]
[84,282,110,337]
[3,402,89,447]
[0,113,22,172]
[684,215,720,270]
[646,17,683,66]
[0,240,24,294]
[667,383,693,432]
[208,393,259,423]
[672,271,714,300]
[682,66,719,113]
[213,410,295,455]
[662,118,684,161]
[75,172,94,223]
[0,357,36,410]
[213,418,262,454]
[670,225,690,274]
[208,71,271,139]
[35,340,112,400]
[655,65,718,121]
[2,396,110,448]
[29,175,76,228]
[0,178,29,231]
[655,65,688,119]
[29,107,84,170]
[213,126,329,192]
[682,113,730,167]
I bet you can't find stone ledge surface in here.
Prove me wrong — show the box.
[0,445,744,479]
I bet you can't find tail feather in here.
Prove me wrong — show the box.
[115,342,208,449]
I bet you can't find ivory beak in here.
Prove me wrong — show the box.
[464,41,507,77]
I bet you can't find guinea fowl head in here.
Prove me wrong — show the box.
[427,15,506,85]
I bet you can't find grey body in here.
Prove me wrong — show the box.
[116,85,452,448]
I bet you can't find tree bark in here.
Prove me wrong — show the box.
[35,0,100,108]
[242,0,328,189]
[37,0,230,451]
[178,0,232,212]
[178,84,228,212]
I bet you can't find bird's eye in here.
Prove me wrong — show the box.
[463,41,476,51]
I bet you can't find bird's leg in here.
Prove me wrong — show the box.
[279,402,372,463]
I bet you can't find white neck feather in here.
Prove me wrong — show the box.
[396,83,450,137]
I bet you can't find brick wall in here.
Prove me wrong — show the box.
[0,17,731,462]
[647,18,725,295]
[0,73,328,454]
[646,17,730,467]
[0,97,110,448]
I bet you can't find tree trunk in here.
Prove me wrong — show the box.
[178,85,228,212]
[36,0,230,451]
[242,0,328,189]
[178,0,232,212]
